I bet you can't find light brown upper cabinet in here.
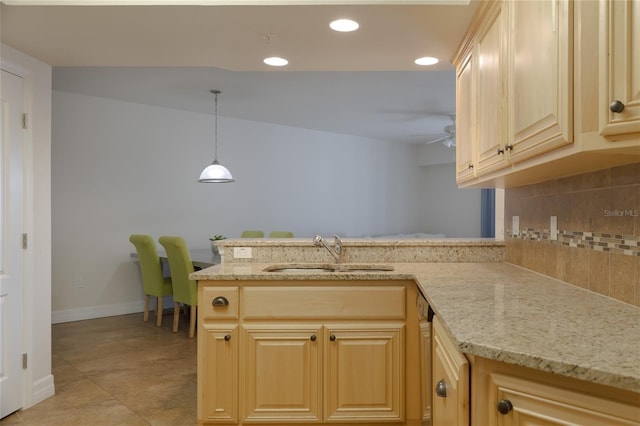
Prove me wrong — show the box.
[454,0,639,188]
[505,0,573,164]
[474,0,507,177]
[599,0,640,139]
[455,49,476,184]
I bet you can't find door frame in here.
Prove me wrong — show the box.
[1,67,26,418]
[1,50,50,410]
[1,59,32,414]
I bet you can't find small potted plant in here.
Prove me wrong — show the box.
[209,234,226,256]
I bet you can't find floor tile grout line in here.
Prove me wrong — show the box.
[5,313,197,425]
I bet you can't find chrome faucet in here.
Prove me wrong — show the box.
[313,234,343,263]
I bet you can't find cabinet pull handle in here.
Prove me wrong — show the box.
[329,335,336,341]
[505,144,513,151]
[310,335,316,341]
[435,379,447,398]
[610,100,625,113]
[224,334,231,341]
[497,399,513,414]
[496,147,504,155]
[212,296,229,306]
[468,164,474,170]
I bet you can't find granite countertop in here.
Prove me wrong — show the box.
[215,237,504,247]
[191,261,640,393]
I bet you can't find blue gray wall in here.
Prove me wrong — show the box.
[51,90,480,321]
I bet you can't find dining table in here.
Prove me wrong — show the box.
[130,248,219,271]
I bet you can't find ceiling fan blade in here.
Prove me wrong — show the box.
[423,134,451,144]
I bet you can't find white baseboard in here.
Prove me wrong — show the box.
[28,375,55,408]
[51,301,145,324]
[51,298,176,324]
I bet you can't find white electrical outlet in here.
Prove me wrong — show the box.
[512,216,520,237]
[233,247,252,259]
[550,216,558,240]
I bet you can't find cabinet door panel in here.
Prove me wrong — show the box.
[488,373,640,425]
[324,324,404,422]
[599,0,640,138]
[242,325,322,422]
[199,325,238,423]
[475,1,507,176]
[456,49,476,183]
[432,316,469,426]
[419,319,432,423]
[507,0,573,162]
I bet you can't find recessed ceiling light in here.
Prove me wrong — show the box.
[264,57,289,67]
[414,56,439,66]
[330,19,359,32]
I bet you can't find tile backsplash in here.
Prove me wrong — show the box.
[504,163,639,306]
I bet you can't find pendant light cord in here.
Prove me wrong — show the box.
[212,89,220,163]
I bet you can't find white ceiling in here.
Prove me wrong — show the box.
[0,0,480,143]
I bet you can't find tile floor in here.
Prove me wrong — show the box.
[1,311,197,425]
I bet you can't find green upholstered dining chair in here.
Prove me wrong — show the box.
[158,236,198,338]
[268,231,294,238]
[241,230,264,238]
[129,234,173,327]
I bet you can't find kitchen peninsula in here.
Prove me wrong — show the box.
[191,239,640,425]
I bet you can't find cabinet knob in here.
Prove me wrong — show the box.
[224,334,231,341]
[310,335,316,341]
[435,379,447,398]
[212,296,229,306]
[330,335,336,341]
[505,144,513,151]
[497,147,504,155]
[610,100,625,113]
[468,164,474,170]
[497,399,513,414]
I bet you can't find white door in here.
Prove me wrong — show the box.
[0,69,25,418]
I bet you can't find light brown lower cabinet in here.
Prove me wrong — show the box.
[417,293,432,425]
[431,315,469,426]
[472,358,640,425]
[431,315,640,426]
[241,323,404,423]
[197,280,425,425]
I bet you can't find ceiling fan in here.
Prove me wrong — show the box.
[421,115,456,148]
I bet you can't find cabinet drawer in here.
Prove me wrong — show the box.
[201,286,239,320]
[243,286,406,320]
[488,372,640,425]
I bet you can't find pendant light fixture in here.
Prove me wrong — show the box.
[199,89,235,183]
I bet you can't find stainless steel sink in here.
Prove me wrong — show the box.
[263,264,335,273]
[264,263,394,273]
[336,264,394,272]
[267,267,335,273]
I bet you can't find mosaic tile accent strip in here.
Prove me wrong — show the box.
[508,229,640,256]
